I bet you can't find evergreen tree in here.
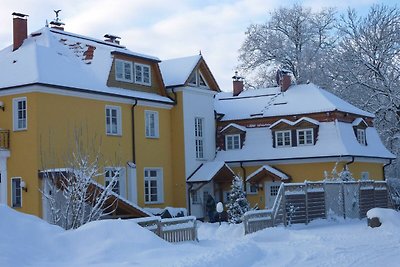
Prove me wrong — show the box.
[226,176,250,224]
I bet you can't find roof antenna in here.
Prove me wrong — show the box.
[199,50,202,55]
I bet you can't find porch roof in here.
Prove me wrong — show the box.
[187,161,236,183]
[246,165,290,184]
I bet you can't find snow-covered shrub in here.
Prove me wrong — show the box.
[226,176,250,224]
[324,163,355,181]
[387,178,400,210]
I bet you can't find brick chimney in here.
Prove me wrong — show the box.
[12,12,28,51]
[232,71,244,96]
[276,70,292,92]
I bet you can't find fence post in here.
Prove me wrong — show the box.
[341,182,346,219]
[305,182,309,224]
[282,184,287,227]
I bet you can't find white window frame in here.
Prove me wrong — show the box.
[11,177,22,208]
[225,134,241,150]
[275,130,291,147]
[134,63,151,86]
[144,168,163,204]
[13,97,27,131]
[195,117,204,159]
[297,128,314,146]
[246,182,258,195]
[188,70,208,88]
[105,105,122,136]
[145,110,159,138]
[115,59,133,82]
[357,128,366,145]
[104,168,121,195]
[191,190,201,204]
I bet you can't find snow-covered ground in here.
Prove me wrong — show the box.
[1,205,399,267]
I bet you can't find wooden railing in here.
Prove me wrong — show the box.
[0,130,9,149]
[132,216,198,243]
[243,180,391,234]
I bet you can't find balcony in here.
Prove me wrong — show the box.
[0,130,9,149]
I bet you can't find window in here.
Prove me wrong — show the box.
[195,117,204,159]
[297,129,314,146]
[357,129,366,145]
[11,177,22,208]
[275,130,291,147]
[191,190,200,204]
[105,168,120,195]
[144,168,163,204]
[13,97,27,131]
[188,71,207,87]
[135,63,151,86]
[105,106,122,135]
[246,183,258,195]
[270,185,280,196]
[225,134,240,150]
[145,110,159,138]
[115,59,133,82]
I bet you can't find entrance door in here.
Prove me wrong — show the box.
[265,181,282,209]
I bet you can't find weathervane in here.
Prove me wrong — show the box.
[54,9,62,22]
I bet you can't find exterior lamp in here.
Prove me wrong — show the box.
[216,202,224,225]
[20,180,27,192]
[0,101,4,111]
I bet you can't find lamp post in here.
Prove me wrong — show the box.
[216,202,223,226]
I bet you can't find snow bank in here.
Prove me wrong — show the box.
[1,205,400,267]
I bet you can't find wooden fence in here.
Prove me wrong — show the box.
[243,180,391,234]
[132,216,198,243]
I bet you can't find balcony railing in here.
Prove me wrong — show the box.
[0,130,9,149]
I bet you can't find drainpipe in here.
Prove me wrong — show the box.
[240,161,247,192]
[187,183,193,215]
[167,87,177,104]
[131,99,138,164]
[383,159,392,181]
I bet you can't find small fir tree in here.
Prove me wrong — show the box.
[226,176,250,224]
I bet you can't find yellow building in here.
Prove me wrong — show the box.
[0,14,394,222]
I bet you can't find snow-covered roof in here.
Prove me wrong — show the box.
[159,55,201,87]
[352,118,368,127]
[187,161,233,183]
[246,165,289,181]
[216,121,395,162]
[221,123,247,133]
[215,84,374,121]
[0,27,173,104]
[269,117,319,129]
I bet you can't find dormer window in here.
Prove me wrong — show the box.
[225,134,241,150]
[135,63,151,86]
[115,59,133,82]
[275,130,291,147]
[352,118,368,146]
[297,128,314,146]
[357,128,366,145]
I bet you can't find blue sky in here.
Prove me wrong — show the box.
[0,0,397,91]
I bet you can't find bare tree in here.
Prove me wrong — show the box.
[40,131,120,230]
[331,5,400,177]
[238,4,336,87]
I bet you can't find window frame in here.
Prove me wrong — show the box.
[144,168,163,204]
[297,128,314,146]
[11,177,22,208]
[105,105,122,136]
[246,182,258,195]
[115,59,133,83]
[188,70,208,88]
[357,128,367,145]
[195,117,205,159]
[225,134,241,150]
[145,110,159,138]
[275,130,292,147]
[104,167,121,195]
[134,63,151,86]
[13,97,27,131]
